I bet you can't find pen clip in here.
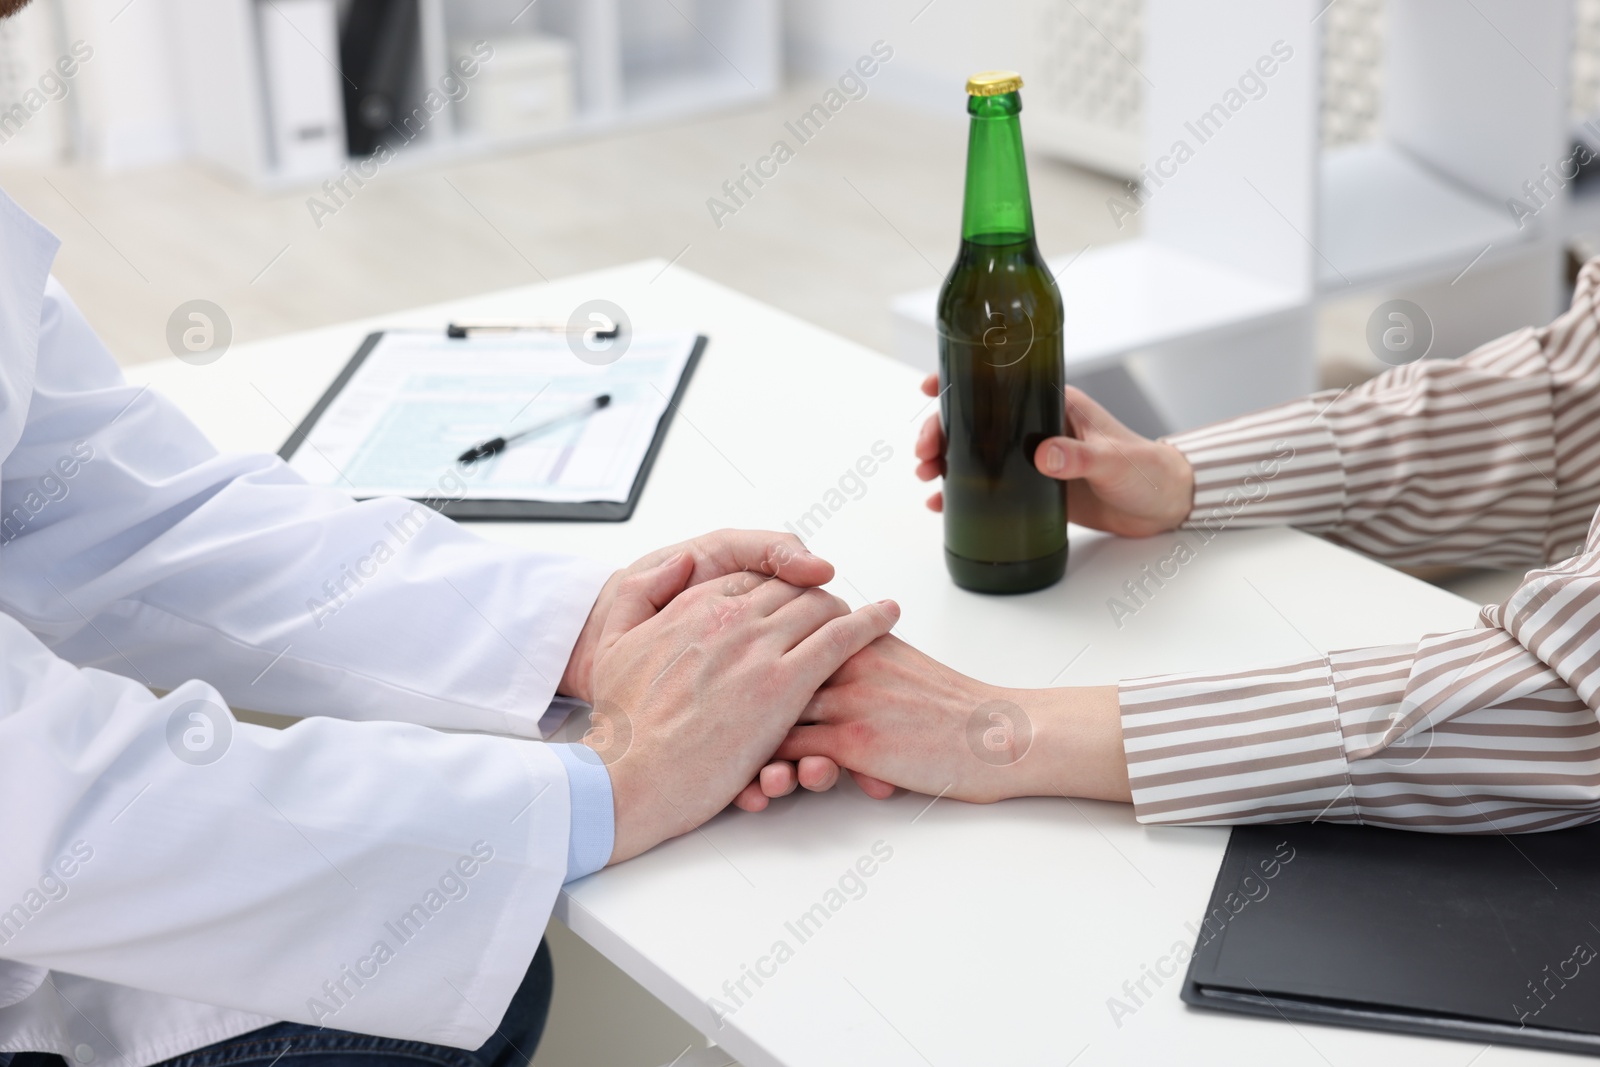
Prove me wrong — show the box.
[446,320,622,341]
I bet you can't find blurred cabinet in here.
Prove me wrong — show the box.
[1025,0,1143,178]
[1021,0,1388,178]
[893,0,1576,434]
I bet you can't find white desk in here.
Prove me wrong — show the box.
[128,261,1567,1066]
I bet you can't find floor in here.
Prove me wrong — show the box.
[2,80,1527,1066]
[0,83,1130,368]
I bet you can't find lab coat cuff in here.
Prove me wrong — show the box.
[537,696,588,738]
[514,557,613,736]
[549,742,615,880]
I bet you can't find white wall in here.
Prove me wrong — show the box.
[0,0,73,166]
[783,0,1034,114]
[61,0,189,169]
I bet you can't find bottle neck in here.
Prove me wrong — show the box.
[960,91,1034,245]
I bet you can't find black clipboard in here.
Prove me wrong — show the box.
[1181,822,1600,1056]
[277,331,707,522]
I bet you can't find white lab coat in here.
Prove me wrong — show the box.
[0,190,611,1066]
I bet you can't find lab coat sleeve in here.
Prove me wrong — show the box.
[0,279,613,735]
[0,613,574,1047]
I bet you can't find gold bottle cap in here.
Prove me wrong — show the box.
[966,71,1023,96]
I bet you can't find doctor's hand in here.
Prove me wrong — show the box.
[583,553,899,865]
[772,634,1131,806]
[559,529,833,704]
[914,374,1195,537]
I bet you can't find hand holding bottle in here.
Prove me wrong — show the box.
[915,374,1196,537]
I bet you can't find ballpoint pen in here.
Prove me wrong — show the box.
[457,394,611,463]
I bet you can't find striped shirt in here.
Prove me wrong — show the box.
[1119,257,1600,833]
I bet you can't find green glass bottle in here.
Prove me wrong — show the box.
[937,70,1067,594]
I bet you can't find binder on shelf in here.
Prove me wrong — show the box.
[257,0,346,179]
[338,0,420,158]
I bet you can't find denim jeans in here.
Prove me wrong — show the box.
[0,939,553,1067]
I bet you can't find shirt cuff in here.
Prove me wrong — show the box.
[1119,644,1451,828]
[1164,395,1344,533]
[1119,657,1354,825]
[549,742,615,881]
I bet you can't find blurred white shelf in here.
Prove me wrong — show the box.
[242,111,619,193]
[890,238,1304,376]
[1318,140,1531,291]
[169,0,779,188]
[621,68,765,122]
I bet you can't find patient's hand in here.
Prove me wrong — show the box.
[914,374,1195,537]
[759,635,1131,808]
[770,635,1039,804]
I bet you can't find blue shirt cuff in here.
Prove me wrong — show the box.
[549,743,615,882]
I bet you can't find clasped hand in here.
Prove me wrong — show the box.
[559,529,898,864]
[567,377,1188,864]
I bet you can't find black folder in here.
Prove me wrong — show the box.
[339,0,419,157]
[1182,823,1600,1056]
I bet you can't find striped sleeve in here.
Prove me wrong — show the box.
[1163,256,1600,569]
[1120,550,1600,832]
